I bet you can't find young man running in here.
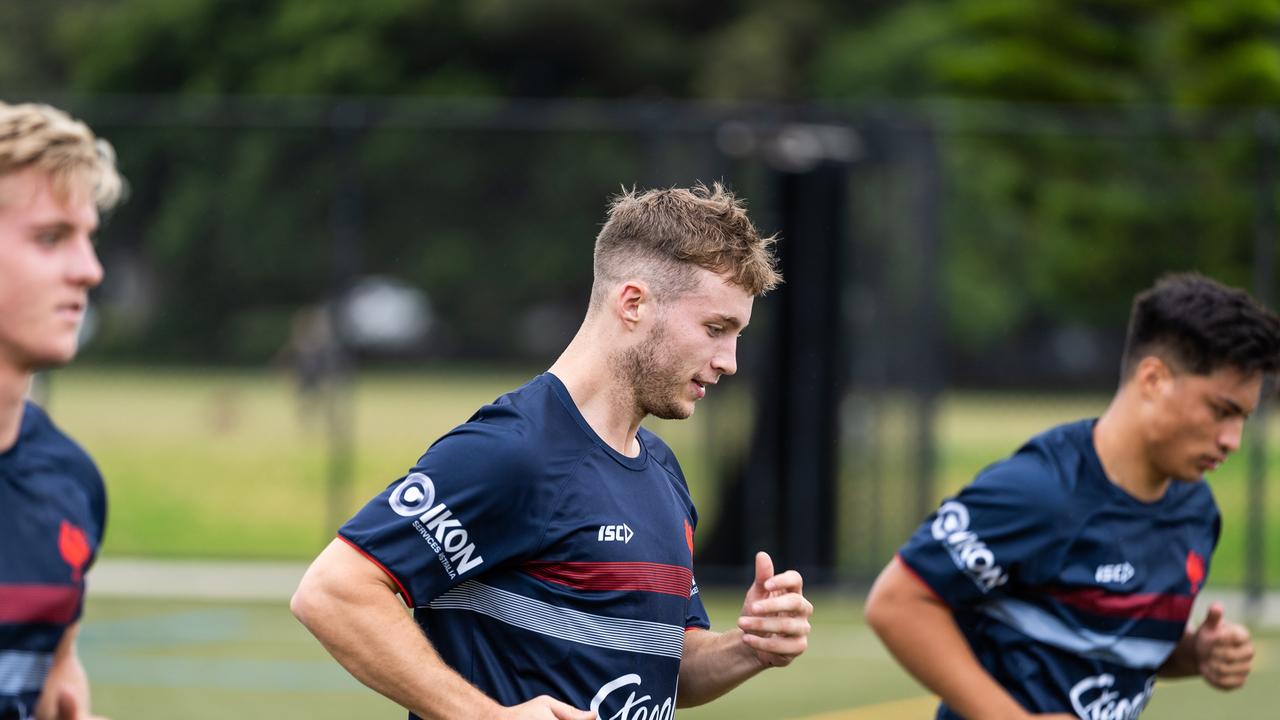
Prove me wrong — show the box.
[293,184,814,719]
[0,102,123,720]
[867,273,1279,719]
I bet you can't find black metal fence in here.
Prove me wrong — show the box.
[30,96,1278,608]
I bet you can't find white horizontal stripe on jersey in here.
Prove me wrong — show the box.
[980,597,1177,669]
[429,581,686,659]
[0,649,54,695]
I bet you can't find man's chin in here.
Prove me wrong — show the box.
[647,401,695,421]
[24,347,80,372]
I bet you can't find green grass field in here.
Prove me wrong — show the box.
[79,590,1280,719]
[46,366,1280,588]
[44,366,1280,717]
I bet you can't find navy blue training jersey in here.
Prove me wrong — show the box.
[341,373,709,718]
[0,401,106,720]
[899,419,1218,720]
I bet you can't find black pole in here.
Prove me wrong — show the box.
[772,160,846,580]
[907,121,945,525]
[323,101,365,539]
[1246,111,1277,623]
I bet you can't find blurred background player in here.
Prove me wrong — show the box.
[0,102,122,720]
[866,273,1280,719]
[292,184,814,719]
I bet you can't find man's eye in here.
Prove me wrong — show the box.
[36,231,61,246]
[707,325,723,337]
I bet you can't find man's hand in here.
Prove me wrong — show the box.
[1193,602,1253,690]
[54,688,108,720]
[736,551,813,668]
[505,695,595,719]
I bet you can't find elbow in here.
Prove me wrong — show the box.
[863,564,904,637]
[864,589,888,636]
[289,584,311,626]
[291,565,332,630]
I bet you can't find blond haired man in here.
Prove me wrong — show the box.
[0,102,122,720]
[293,184,814,719]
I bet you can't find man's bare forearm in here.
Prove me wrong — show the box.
[34,624,91,720]
[676,628,765,707]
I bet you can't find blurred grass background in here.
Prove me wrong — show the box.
[50,366,1280,588]
[55,366,1280,717]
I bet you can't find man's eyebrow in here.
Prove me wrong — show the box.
[712,314,746,330]
[1215,396,1246,416]
[30,220,98,235]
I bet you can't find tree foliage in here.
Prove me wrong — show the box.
[815,1,1278,366]
[6,0,1272,374]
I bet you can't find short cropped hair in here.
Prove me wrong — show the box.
[1120,273,1280,379]
[590,182,781,307]
[0,102,123,210]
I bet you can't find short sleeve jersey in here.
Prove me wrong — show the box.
[341,374,708,719]
[0,402,106,720]
[899,419,1219,720]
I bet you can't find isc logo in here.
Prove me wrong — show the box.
[1095,562,1135,585]
[598,524,634,543]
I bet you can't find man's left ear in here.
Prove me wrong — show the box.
[617,280,651,330]
[1135,355,1176,402]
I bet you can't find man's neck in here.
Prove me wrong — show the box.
[548,327,645,458]
[0,364,31,453]
[1093,398,1171,503]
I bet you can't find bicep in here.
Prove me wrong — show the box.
[307,538,402,596]
[295,538,403,612]
[866,557,946,626]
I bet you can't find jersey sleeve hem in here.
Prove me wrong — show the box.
[896,551,951,608]
[337,533,416,609]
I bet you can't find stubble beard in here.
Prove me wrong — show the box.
[613,321,691,421]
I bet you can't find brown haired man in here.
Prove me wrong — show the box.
[293,184,814,719]
[0,102,122,720]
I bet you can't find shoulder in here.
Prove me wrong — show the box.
[639,427,683,479]
[985,420,1096,492]
[17,401,106,538]
[468,375,588,445]
[20,401,103,491]
[416,378,591,489]
[970,444,1062,504]
[1166,479,1221,523]
[962,423,1093,518]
